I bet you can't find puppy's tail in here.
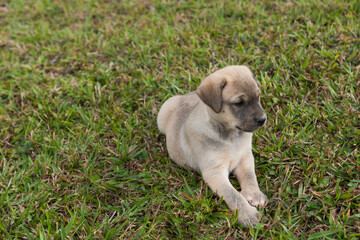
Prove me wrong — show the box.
[157,96,179,135]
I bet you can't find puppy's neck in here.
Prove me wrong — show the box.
[205,107,243,140]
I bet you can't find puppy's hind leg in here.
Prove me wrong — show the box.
[157,96,180,134]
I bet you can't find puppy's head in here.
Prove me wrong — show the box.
[196,66,266,133]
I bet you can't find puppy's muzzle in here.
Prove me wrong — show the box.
[255,115,267,126]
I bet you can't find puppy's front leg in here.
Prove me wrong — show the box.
[202,168,259,226]
[234,152,268,207]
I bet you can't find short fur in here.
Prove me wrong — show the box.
[157,66,268,226]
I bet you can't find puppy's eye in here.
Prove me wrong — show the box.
[233,100,244,107]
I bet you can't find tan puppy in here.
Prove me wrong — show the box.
[157,66,268,226]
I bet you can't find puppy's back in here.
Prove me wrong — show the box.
[157,92,199,135]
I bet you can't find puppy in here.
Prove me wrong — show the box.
[157,66,268,226]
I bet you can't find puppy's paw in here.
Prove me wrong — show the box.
[237,205,259,227]
[241,189,268,207]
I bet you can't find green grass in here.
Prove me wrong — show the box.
[0,0,359,239]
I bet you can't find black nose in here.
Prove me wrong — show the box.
[255,115,267,125]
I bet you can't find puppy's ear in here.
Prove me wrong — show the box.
[196,75,226,113]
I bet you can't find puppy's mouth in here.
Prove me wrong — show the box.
[236,126,255,133]
[236,126,249,132]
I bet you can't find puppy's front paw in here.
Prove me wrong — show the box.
[237,205,259,227]
[241,189,268,207]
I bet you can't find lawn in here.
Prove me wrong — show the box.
[0,0,359,239]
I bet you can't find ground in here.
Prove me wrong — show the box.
[0,0,359,239]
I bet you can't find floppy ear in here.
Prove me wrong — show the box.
[196,75,226,113]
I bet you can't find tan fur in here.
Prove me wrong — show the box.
[157,66,268,226]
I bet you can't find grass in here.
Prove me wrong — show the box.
[0,0,359,239]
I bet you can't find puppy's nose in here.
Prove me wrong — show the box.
[255,115,267,125]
